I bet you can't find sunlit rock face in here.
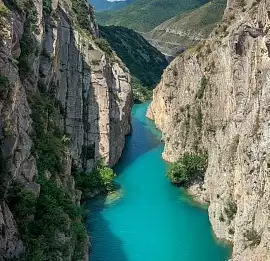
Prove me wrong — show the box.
[148,0,270,260]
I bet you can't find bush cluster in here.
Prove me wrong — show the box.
[224,200,237,220]
[43,0,52,14]
[0,76,9,93]
[167,152,208,186]
[94,38,113,56]
[132,77,152,103]
[7,178,88,261]
[74,161,116,198]
[197,76,208,99]
[8,92,117,261]
[244,229,261,247]
[100,25,168,88]
[71,0,93,31]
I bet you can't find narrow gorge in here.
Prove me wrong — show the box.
[0,0,270,260]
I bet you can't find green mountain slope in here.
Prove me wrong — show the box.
[143,0,226,56]
[100,25,168,87]
[89,0,135,12]
[97,0,209,32]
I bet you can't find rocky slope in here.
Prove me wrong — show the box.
[99,25,168,87]
[147,0,270,260]
[0,0,132,260]
[143,0,226,56]
[96,0,209,32]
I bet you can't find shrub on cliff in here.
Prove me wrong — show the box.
[74,161,116,198]
[94,38,113,56]
[8,177,88,261]
[244,229,261,247]
[167,152,208,186]
[132,77,152,103]
[224,200,237,220]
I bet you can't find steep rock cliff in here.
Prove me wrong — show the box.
[0,0,132,259]
[147,0,270,260]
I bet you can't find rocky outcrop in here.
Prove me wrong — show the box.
[147,0,270,260]
[0,0,132,259]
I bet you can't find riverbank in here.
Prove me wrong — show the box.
[87,103,231,261]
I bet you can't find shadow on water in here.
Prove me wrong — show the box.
[114,114,161,173]
[87,103,159,261]
[87,103,232,261]
[87,195,128,261]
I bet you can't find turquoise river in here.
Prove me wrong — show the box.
[87,103,232,261]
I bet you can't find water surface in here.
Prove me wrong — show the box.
[88,103,231,261]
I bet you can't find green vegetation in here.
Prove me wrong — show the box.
[28,93,67,174]
[195,106,203,129]
[132,77,153,103]
[224,200,237,220]
[0,2,10,17]
[197,76,208,99]
[97,0,209,33]
[244,229,261,247]
[144,0,226,55]
[71,0,95,31]
[43,0,52,14]
[94,38,113,56]
[7,92,116,260]
[219,213,225,222]
[19,30,36,75]
[228,228,235,235]
[0,3,10,38]
[0,76,9,93]
[17,0,38,77]
[7,177,88,261]
[6,183,37,236]
[167,152,208,186]
[74,161,116,198]
[100,25,168,88]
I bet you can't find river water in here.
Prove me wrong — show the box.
[87,103,231,261]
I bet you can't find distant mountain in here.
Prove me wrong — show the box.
[99,25,168,88]
[96,0,209,32]
[89,0,135,11]
[143,0,226,56]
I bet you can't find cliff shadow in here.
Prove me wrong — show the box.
[86,195,128,261]
[114,109,162,173]
[54,7,102,171]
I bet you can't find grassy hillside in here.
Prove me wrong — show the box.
[100,25,168,87]
[89,0,135,11]
[97,0,209,32]
[143,0,226,55]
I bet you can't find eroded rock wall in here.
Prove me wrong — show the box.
[0,0,132,259]
[147,0,270,260]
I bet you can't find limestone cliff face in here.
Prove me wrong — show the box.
[40,3,132,169]
[0,0,132,259]
[147,0,270,260]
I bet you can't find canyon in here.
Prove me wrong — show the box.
[1,0,270,260]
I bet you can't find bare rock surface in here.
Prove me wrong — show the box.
[148,0,270,260]
[0,0,132,259]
